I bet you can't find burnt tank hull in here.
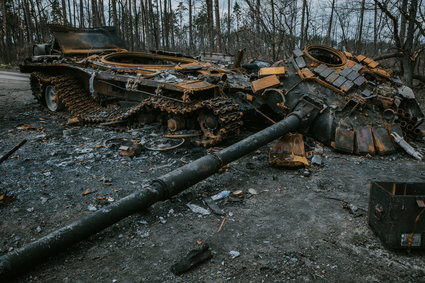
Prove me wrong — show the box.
[20,26,424,154]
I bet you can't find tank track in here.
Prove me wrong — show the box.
[145,96,244,146]
[30,72,243,146]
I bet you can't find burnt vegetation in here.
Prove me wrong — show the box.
[0,0,424,86]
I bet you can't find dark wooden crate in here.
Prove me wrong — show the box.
[368,182,425,249]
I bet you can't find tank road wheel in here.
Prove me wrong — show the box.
[197,111,222,146]
[44,85,64,112]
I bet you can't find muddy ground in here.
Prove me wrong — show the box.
[1,71,425,283]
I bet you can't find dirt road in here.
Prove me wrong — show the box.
[1,71,425,282]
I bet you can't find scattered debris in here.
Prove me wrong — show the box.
[203,198,225,216]
[100,176,112,186]
[229,250,241,259]
[0,140,27,164]
[186,203,210,215]
[144,138,185,151]
[0,192,16,206]
[248,188,258,195]
[269,134,309,167]
[16,124,43,131]
[67,117,81,125]
[119,141,143,157]
[322,196,365,217]
[87,204,97,211]
[217,217,227,232]
[170,243,212,275]
[391,132,423,160]
[211,190,230,201]
[82,189,94,196]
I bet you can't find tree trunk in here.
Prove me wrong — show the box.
[61,0,67,24]
[403,0,419,87]
[373,2,378,53]
[91,0,99,27]
[189,0,193,53]
[132,0,139,49]
[67,0,72,25]
[327,0,336,45]
[111,0,118,31]
[300,0,307,47]
[356,0,366,53]
[214,0,222,52]
[400,0,408,45]
[99,0,105,26]
[206,0,214,51]
[79,0,85,27]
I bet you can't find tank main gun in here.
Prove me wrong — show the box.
[0,97,321,279]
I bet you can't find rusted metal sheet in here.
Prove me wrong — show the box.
[372,127,396,155]
[269,133,309,167]
[356,54,367,62]
[368,60,379,69]
[344,51,354,58]
[345,60,357,68]
[298,68,315,79]
[355,126,375,155]
[176,80,216,91]
[334,126,355,153]
[363,57,373,65]
[251,75,281,93]
[372,68,392,78]
[258,67,286,77]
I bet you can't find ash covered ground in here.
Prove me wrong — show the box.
[1,70,425,282]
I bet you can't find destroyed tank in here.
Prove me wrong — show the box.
[20,26,424,155]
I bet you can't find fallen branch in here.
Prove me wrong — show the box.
[373,52,403,61]
[0,140,27,164]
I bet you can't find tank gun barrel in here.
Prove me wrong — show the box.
[0,98,320,279]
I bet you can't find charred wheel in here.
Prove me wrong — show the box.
[196,97,244,146]
[44,85,64,112]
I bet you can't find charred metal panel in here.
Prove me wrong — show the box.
[340,80,354,92]
[372,127,396,155]
[369,182,425,250]
[294,57,307,69]
[335,126,355,153]
[269,133,309,167]
[325,72,339,83]
[52,27,125,54]
[293,49,304,57]
[355,126,375,155]
[332,76,347,88]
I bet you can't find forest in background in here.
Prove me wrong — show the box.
[0,0,424,86]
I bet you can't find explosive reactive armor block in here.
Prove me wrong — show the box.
[368,182,425,250]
